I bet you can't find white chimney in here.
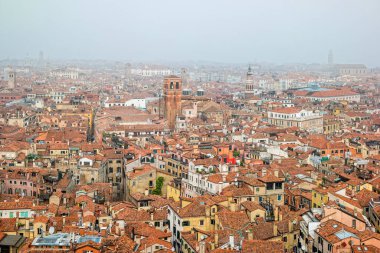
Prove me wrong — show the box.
[199,241,206,253]
[229,235,234,249]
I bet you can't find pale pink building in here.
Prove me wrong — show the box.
[321,204,366,231]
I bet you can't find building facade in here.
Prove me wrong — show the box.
[268,107,323,133]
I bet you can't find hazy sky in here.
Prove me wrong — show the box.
[1,0,379,66]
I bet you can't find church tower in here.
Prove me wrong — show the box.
[163,75,182,130]
[180,68,188,87]
[8,71,16,89]
[245,65,254,97]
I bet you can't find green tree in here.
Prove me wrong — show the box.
[233,150,240,157]
[152,177,164,195]
[27,154,39,161]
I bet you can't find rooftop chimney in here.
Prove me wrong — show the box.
[247,229,253,240]
[199,241,206,253]
[273,223,278,236]
[214,233,219,248]
[289,219,295,232]
[229,234,235,249]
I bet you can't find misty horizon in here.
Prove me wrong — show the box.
[1,0,379,67]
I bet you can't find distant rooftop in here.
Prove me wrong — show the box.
[32,233,102,247]
[300,87,330,92]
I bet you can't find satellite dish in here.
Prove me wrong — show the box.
[49,226,55,235]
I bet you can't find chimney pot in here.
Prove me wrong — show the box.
[273,223,278,236]
[214,233,219,247]
[229,234,234,249]
[199,241,206,253]
[248,230,253,240]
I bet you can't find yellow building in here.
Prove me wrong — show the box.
[369,199,380,232]
[221,174,285,219]
[57,105,94,129]
[346,179,373,193]
[126,165,157,200]
[273,219,300,253]
[163,156,187,178]
[156,170,174,197]
[48,143,69,159]
[53,104,94,139]
[168,196,225,252]
[33,216,49,238]
[104,153,125,200]
[323,117,341,135]
[167,182,181,202]
[241,201,266,221]
[312,187,329,208]
[177,199,217,233]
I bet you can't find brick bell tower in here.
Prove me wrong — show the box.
[163,75,182,130]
